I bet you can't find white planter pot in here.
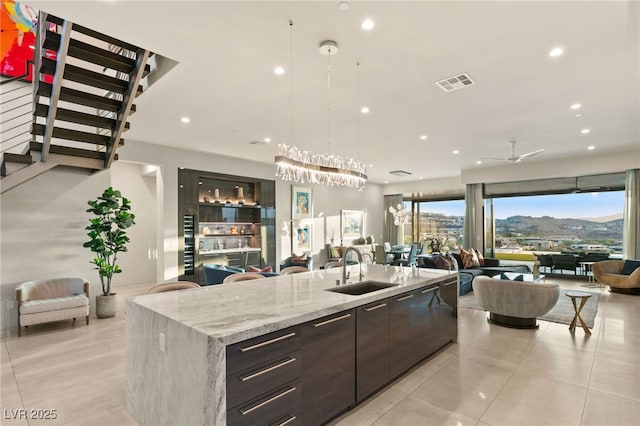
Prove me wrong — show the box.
[96,293,117,319]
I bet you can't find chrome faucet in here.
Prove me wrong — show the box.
[342,247,364,284]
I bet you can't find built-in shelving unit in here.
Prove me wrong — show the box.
[178,169,275,284]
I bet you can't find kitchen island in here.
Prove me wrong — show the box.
[125,264,458,425]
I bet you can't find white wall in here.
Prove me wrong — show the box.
[0,162,162,328]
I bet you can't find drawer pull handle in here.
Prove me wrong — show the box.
[420,287,437,294]
[364,303,387,312]
[313,313,352,327]
[240,332,297,353]
[240,357,297,382]
[277,415,297,426]
[395,294,414,302]
[240,386,297,415]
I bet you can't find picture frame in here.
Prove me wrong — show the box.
[341,210,364,241]
[292,186,312,220]
[292,220,312,252]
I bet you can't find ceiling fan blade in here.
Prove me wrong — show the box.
[479,157,508,161]
[518,149,545,159]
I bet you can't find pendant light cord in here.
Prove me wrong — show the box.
[289,20,293,147]
[327,47,332,153]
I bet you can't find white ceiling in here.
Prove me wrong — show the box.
[31,1,639,184]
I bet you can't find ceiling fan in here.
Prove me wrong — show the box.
[480,140,544,163]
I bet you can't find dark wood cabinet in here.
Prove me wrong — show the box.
[301,310,355,426]
[227,327,301,426]
[356,300,390,402]
[389,291,419,378]
[225,278,457,425]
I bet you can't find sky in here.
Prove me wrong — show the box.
[492,192,625,220]
[417,191,625,220]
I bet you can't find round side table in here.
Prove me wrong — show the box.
[565,291,592,335]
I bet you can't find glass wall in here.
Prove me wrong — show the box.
[412,200,465,250]
[487,191,624,257]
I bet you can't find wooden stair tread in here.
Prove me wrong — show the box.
[34,104,129,131]
[39,57,143,96]
[43,31,150,75]
[2,153,33,164]
[37,82,131,112]
[32,124,124,146]
[29,142,118,161]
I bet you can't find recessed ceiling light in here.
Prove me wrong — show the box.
[419,177,423,180]
[360,106,370,114]
[181,117,190,123]
[361,19,375,30]
[338,2,350,10]
[368,164,374,168]
[581,128,591,134]
[274,66,285,75]
[575,113,582,117]
[419,135,428,140]
[179,184,184,188]
[570,103,582,110]
[587,145,595,150]
[198,181,203,185]
[264,137,271,143]
[452,150,459,155]
[476,160,482,165]
[549,47,564,57]
[384,180,389,184]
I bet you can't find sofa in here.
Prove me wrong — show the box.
[473,275,560,329]
[593,259,640,295]
[420,252,530,296]
[16,277,90,336]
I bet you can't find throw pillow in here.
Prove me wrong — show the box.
[500,272,524,281]
[460,248,480,269]
[450,253,464,270]
[248,265,273,273]
[433,255,450,270]
[474,249,485,266]
[445,253,459,271]
[621,259,640,275]
[290,253,308,266]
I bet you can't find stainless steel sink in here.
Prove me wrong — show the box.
[325,281,397,296]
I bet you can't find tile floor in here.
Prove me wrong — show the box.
[1,278,639,426]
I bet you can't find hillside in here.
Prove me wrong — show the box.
[495,215,623,240]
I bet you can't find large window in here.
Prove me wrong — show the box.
[413,200,465,250]
[487,191,624,256]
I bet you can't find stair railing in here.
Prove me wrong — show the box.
[1,60,35,155]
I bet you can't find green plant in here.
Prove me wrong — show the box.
[83,187,135,296]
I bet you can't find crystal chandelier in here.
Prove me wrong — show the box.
[274,32,367,190]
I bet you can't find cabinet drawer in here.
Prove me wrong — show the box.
[227,380,301,426]
[227,326,301,374]
[227,352,301,408]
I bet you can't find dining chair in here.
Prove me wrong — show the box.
[392,244,418,267]
[280,266,309,275]
[223,272,265,283]
[144,281,200,294]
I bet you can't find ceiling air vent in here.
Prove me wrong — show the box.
[249,140,269,145]
[435,73,475,92]
[389,170,412,177]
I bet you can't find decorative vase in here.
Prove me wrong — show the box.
[96,293,117,318]
[397,226,404,245]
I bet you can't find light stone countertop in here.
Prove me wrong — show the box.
[128,264,456,346]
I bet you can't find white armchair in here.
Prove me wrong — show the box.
[16,277,90,336]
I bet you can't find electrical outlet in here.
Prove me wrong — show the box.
[159,333,166,353]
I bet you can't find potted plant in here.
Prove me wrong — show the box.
[83,187,135,318]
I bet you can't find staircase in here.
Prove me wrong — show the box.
[0,11,152,194]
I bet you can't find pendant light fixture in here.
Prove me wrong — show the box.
[275,28,367,190]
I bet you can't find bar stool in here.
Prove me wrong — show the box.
[565,291,592,335]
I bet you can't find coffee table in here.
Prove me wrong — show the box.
[499,272,546,283]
